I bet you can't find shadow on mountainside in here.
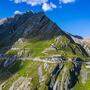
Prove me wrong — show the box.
[45,64,63,90]
[0,60,22,84]
[68,58,82,89]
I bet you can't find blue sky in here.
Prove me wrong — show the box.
[0,0,90,37]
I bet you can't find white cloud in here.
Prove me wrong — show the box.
[14,10,22,14]
[42,2,57,11]
[10,0,76,12]
[11,0,57,11]
[14,0,22,3]
[12,0,48,5]
[59,0,75,4]
[50,2,57,8]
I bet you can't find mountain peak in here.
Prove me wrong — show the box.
[0,11,63,40]
[0,11,90,90]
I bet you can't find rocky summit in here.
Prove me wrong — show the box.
[0,11,90,90]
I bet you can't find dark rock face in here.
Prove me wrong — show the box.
[46,64,63,90]
[69,33,83,40]
[0,12,64,49]
[68,58,82,89]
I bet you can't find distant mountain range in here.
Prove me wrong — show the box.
[84,38,90,45]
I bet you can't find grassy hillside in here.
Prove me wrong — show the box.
[0,35,89,90]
